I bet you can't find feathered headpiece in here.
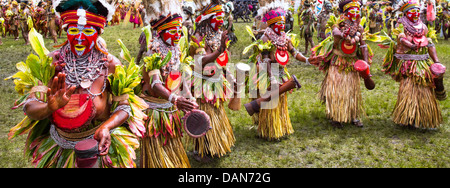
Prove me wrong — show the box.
[258,0,290,25]
[392,0,422,13]
[192,0,224,23]
[53,0,115,30]
[182,0,196,15]
[142,0,183,35]
[143,0,183,24]
[338,0,362,13]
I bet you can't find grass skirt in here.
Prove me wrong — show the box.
[252,93,294,140]
[392,77,442,128]
[141,108,190,168]
[11,119,139,168]
[319,65,364,123]
[191,100,235,158]
[140,135,190,168]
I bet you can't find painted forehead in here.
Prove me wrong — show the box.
[67,24,97,31]
[214,12,225,16]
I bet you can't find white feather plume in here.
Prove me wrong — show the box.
[257,0,290,17]
[144,0,183,24]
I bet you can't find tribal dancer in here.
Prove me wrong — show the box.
[9,1,19,40]
[368,2,383,34]
[310,0,377,128]
[189,0,235,162]
[299,0,316,54]
[317,1,334,42]
[129,2,141,29]
[19,1,31,45]
[244,0,313,140]
[139,0,198,168]
[0,5,4,45]
[7,0,142,168]
[382,0,446,129]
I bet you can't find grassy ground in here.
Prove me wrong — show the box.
[0,19,448,168]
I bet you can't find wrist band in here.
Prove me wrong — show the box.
[168,93,178,104]
[151,79,164,89]
[22,98,44,114]
[113,104,132,120]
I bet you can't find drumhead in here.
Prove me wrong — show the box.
[236,63,251,72]
[183,110,211,138]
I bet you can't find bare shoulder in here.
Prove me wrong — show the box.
[261,34,269,43]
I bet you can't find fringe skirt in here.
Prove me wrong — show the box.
[392,77,442,129]
[140,108,190,168]
[252,93,294,140]
[140,135,190,168]
[319,65,364,123]
[191,100,235,158]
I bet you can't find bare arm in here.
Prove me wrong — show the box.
[287,40,307,62]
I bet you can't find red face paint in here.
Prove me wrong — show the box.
[210,12,225,31]
[161,26,182,46]
[67,24,98,56]
[346,7,361,22]
[406,8,420,23]
[273,21,285,35]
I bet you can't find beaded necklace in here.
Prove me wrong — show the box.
[399,16,424,37]
[264,27,288,48]
[60,44,108,98]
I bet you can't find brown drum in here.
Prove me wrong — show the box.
[183,109,212,138]
[74,139,99,168]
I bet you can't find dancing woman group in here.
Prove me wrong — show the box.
[6,0,446,168]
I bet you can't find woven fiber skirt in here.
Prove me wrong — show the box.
[140,108,190,168]
[252,93,294,140]
[392,77,442,129]
[191,100,235,158]
[319,65,364,123]
[140,135,190,168]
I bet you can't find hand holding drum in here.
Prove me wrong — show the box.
[244,75,302,116]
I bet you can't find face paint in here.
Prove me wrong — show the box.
[210,12,224,31]
[273,20,285,35]
[162,26,182,46]
[346,7,361,22]
[374,4,380,10]
[66,24,98,56]
[406,8,420,23]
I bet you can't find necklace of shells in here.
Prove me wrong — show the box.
[60,44,108,98]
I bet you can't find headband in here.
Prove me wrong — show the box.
[343,1,361,12]
[60,9,106,29]
[262,8,286,26]
[195,4,224,23]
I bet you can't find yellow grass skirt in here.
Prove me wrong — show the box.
[392,77,442,128]
[140,135,190,168]
[191,100,235,158]
[319,65,364,123]
[252,93,294,140]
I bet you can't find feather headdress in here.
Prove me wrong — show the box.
[392,0,423,13]
[258,0,290,25]
[142,0,183,25]
[192,0,224,23]
[53,0,115,21]
[338,0,362,13]
[257,0,290,17]
[142,0,183,35]
[53,0,115,31]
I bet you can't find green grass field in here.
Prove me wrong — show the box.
[0,19,448,168]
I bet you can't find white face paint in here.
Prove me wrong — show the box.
[165,37,172,45]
